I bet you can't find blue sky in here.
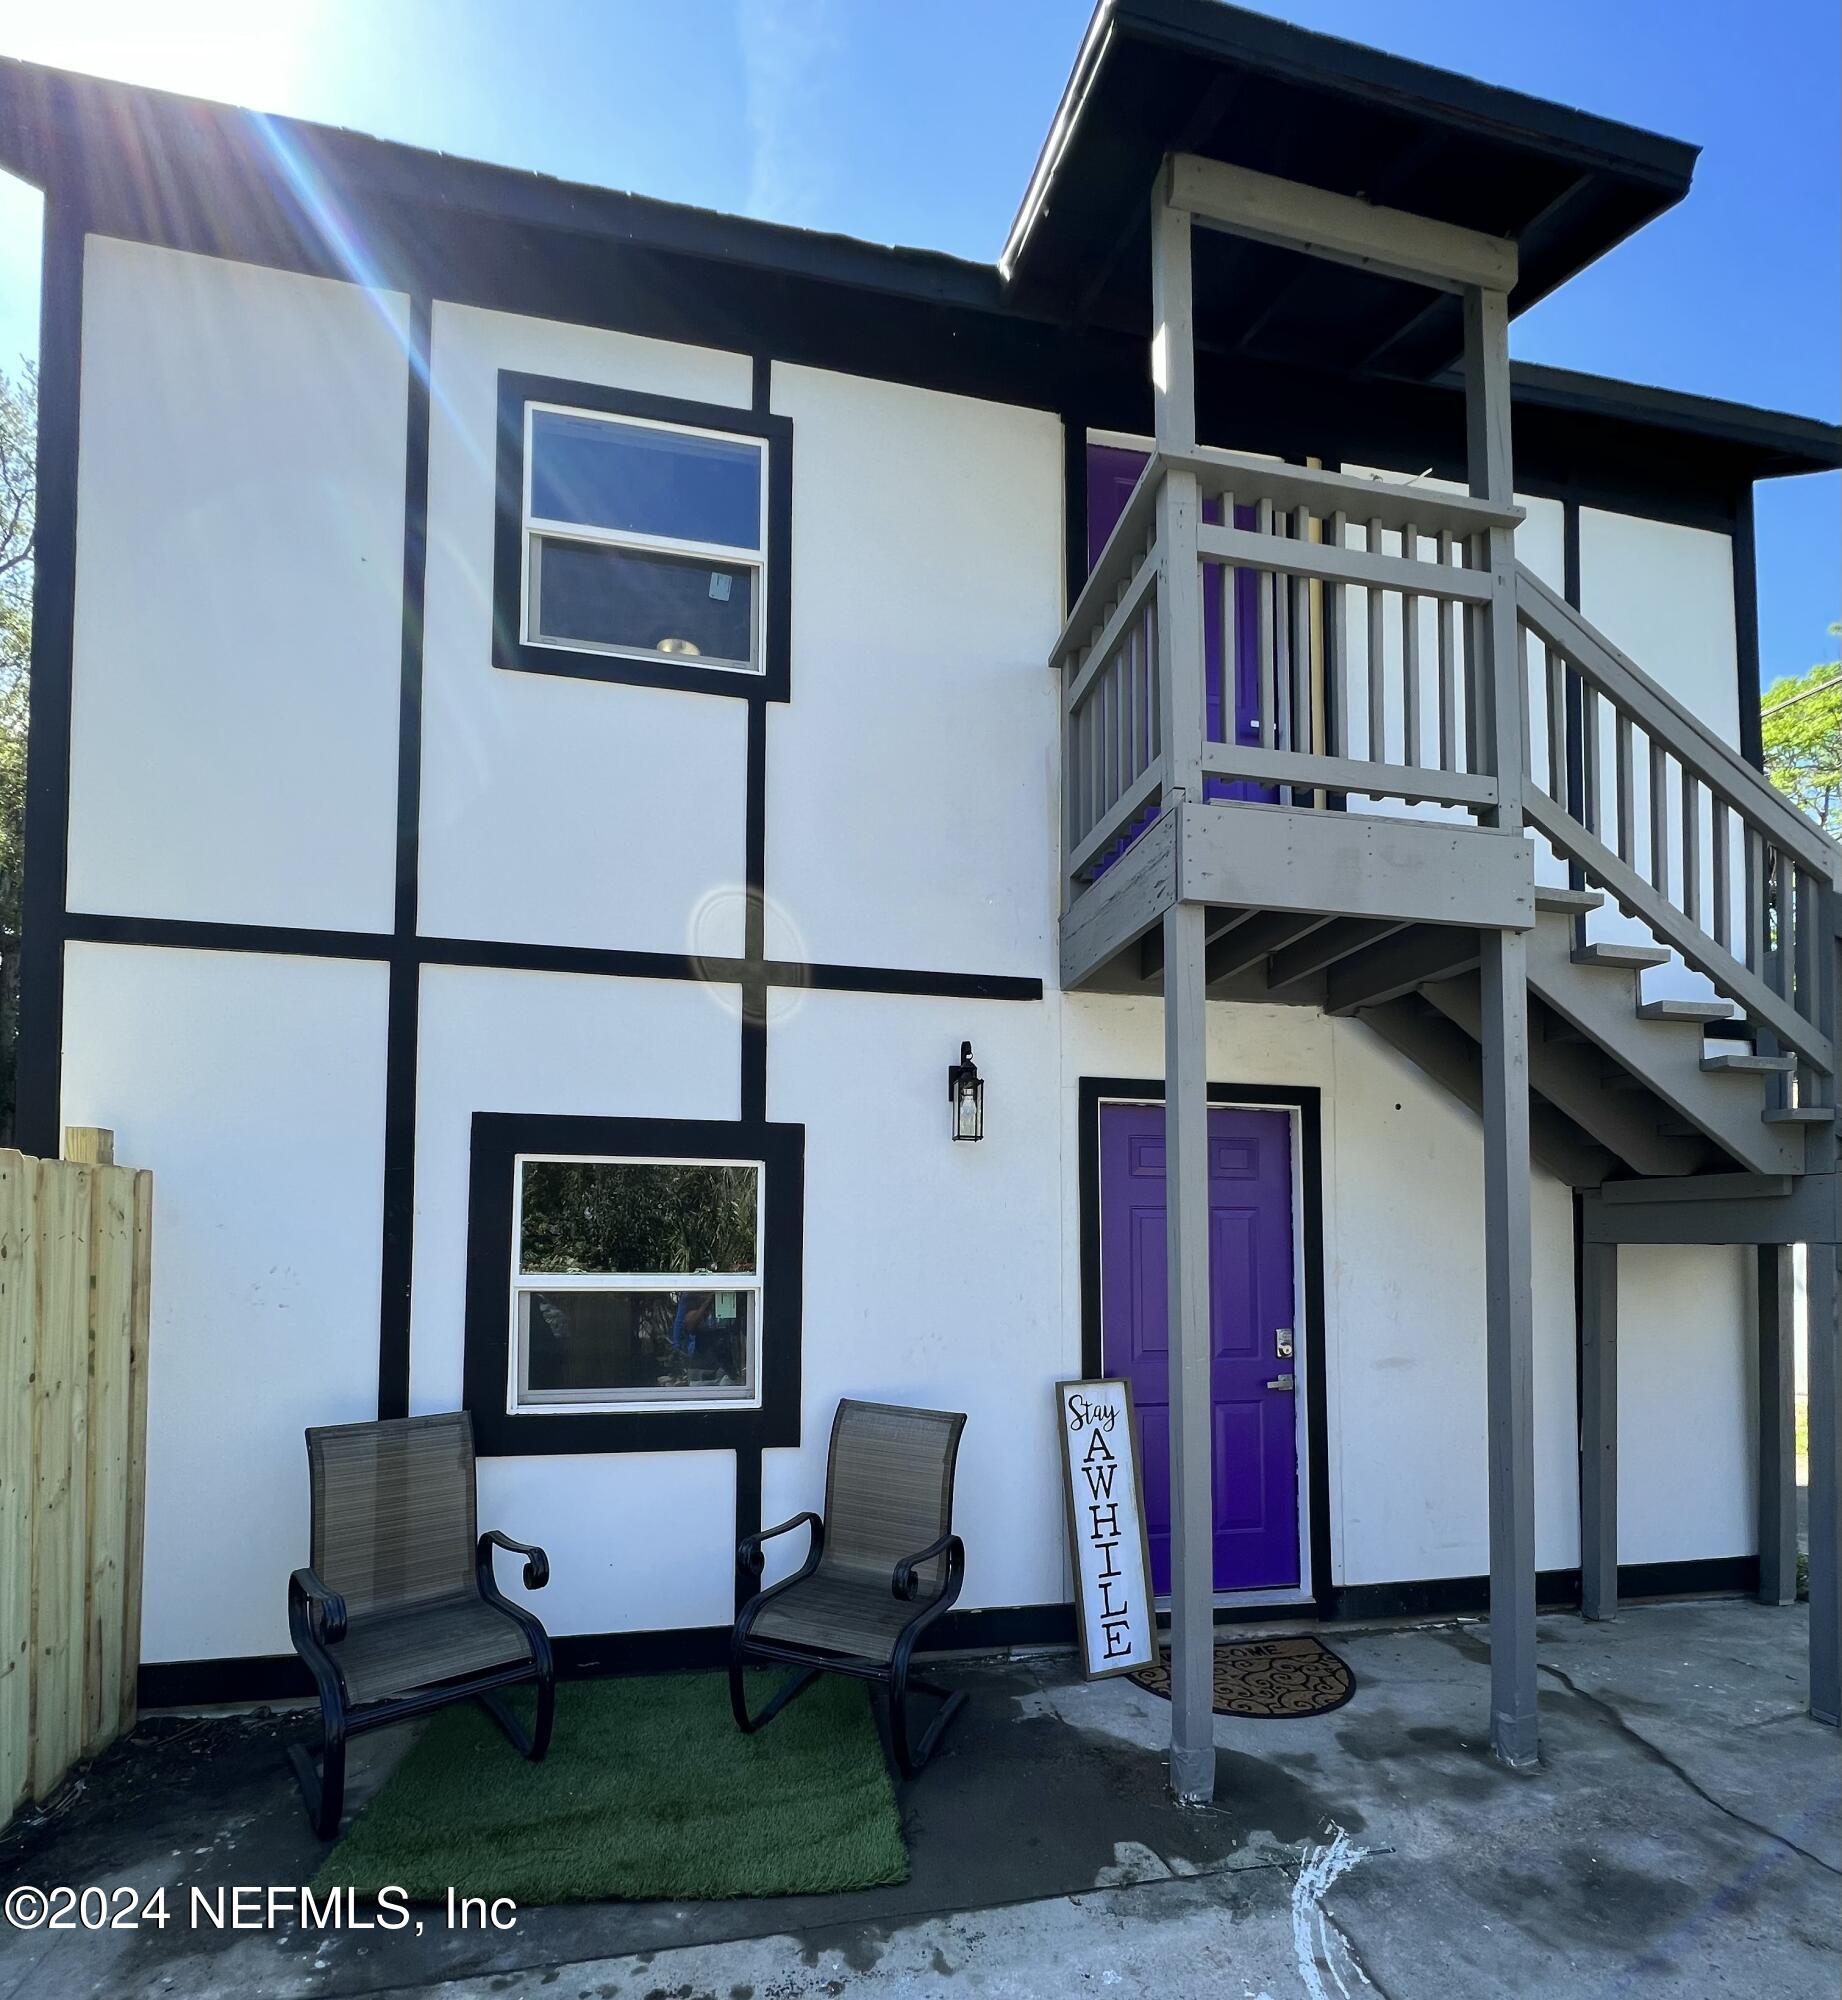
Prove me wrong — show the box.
[0,0,1835,686]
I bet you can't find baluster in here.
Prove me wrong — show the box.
[1218,488,1236,750]
[1367,516,1385,762]
[1543,645,1565,801]
[1257,499,1275,753]
[1325,511,1347,758]
[1711,798,1731,951]
[1292,506,1312,758]
[1614,711,1635,865]
[1681,771,1701,928]
[1072,685,1087,851]
[1580,682,1601,836]
[1796,865,1820,1025]
[1401,519,1421,768]
[1066,670,1081,851]
[1795,867,1820,1110]
[1774,848,1794,1001]
[1152,584,1168,764]
[1274,518,1294,796]
[1463,534,1485,773]
[1437,532,1458,771]
[1647,741,1669,896]
[1745,828,1765,975]
[1104,644,1120,808]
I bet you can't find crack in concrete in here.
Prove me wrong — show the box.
[1537,1660,1841,1878]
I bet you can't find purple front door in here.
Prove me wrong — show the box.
[1098,1102,1300,1594]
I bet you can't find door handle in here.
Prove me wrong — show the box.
[1265,1373,1296,1393]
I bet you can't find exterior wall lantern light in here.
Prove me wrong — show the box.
[948,1041,984,1142]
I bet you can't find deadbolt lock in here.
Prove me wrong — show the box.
[1275,1326,1295,1359]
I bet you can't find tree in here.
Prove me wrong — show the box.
[0,362,31,1143]
[1762,630,1842,838]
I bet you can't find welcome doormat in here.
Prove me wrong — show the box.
[314,1671,908,1904]
[1129,1635,1355,1718]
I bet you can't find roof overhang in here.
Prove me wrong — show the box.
[1003,0,1702,380]
[0,37,1830,491]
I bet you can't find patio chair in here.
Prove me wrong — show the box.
[731,1398,967,1777]
[286,1411,556,1838]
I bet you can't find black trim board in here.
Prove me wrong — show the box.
[56,912,1044,1002]
[135,1558,1765,1708]
[1076,1077,1333,1617]
[377,291,432,1420]
[461,1112,805,1456]
[15,196,84,1160]
[491,371,794,703]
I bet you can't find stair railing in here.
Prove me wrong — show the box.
[1515,562,1839,1075]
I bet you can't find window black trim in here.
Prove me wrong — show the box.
[492,372,794,702]
[464,1111,804,1455]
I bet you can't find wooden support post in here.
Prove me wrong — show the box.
[62,1127,113,1166]
[1150,164,1213,1804]
[1150,168,1197,458]
[1809,899,1841,1725]
[1580,1236,1618,1621]
[1467,278,1537,1760]
[1810,1240,1840,1724]
[1463,286,1523,828]
[1162,895,1215,1803]
[1481,926,1539,1765]
[1756,1244,1799,1609]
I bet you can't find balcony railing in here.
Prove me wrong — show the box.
[1055,448,1523,888]
[1052,450,1841,1075]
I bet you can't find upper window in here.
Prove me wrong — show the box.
[494,373,792,700]
[522,407,768,674]
[510,1155,764,1413]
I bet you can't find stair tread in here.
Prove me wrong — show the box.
[1763,1106,1834,1125]
[1535,886,1606,915]
[1573,942,1671,970]
[1638,999,1739,1022]
[1701,1052,1797,1075]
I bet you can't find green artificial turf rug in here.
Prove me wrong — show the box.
[314,1671,908,1904]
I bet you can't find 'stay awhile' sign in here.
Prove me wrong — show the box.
[1056,1378,1156,1677]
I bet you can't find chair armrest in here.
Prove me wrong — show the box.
[738,1511,823,1578]
[892,1532,964,1602]
[478,1529,550,1591]
[288,1566,348,1644]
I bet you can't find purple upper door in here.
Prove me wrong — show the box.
[1098,1102,1300,1595]
[1087,442,1270,803]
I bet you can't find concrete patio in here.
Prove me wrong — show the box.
[1,1597,1836,1999]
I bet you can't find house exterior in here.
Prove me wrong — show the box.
[3,0,1838,1790]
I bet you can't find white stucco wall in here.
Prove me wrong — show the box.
[67,238,409,932]
[763,364,1064,977]
[59,943,390,1662]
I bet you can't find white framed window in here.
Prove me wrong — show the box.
[508,1154,764,1415]
[520,404,768,674]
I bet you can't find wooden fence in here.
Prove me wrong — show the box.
[0,1129,152,1820]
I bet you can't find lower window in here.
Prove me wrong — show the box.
[463,1112,804,1455]
[512,1158,763,1412]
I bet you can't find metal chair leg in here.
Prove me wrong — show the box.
[887,1667,965,1778]
[289,1724,347,1841]
[730,1650,822,1736]
[477,1672,553,1762]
